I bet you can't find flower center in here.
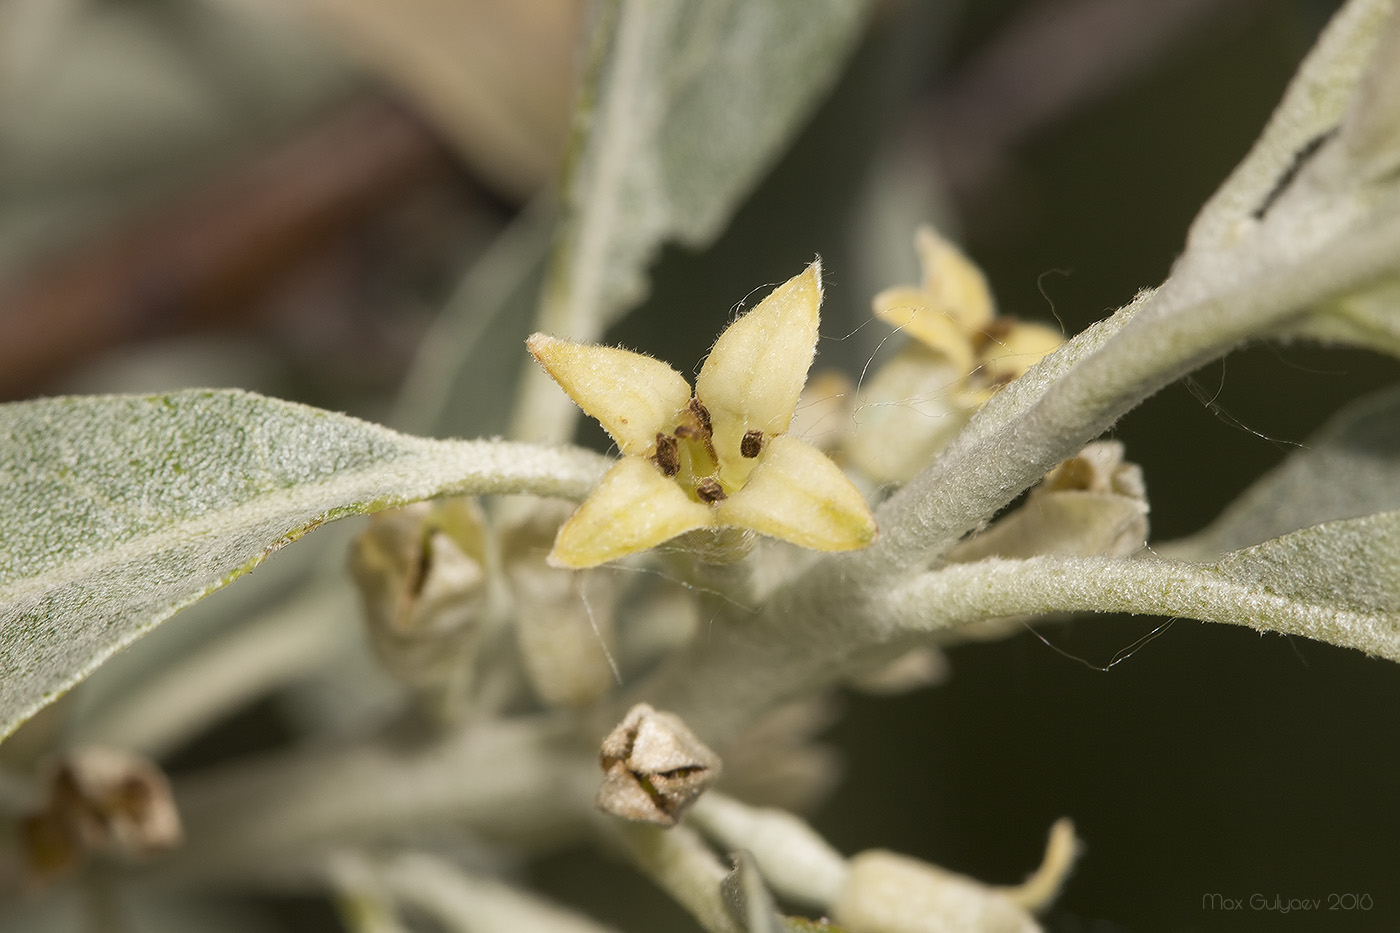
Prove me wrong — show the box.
[650,398,765,505]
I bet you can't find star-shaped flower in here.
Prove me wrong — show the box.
[851,226,1064,483]
[527,261,877,568]
[871,226,1062,399]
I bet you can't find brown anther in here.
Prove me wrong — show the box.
[695,478,727,503]
[653,433,680,477]
[971,317,1016,352]
[674,424,695,439]
[688,398,713,437]
[740,430,763,458]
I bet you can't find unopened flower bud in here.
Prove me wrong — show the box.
[950,441,1149,563]
[349,499,493,713]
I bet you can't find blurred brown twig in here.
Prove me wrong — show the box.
[0,96,463,400]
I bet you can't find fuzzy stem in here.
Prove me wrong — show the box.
[611,821,740,933]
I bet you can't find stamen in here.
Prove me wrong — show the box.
[695,478,727,503]
[688,398,713,437]
[653,433,680,477]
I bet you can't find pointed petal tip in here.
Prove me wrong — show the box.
[695,263,825,448]
[526,332,563,364]
[908,225,996,328]
[525,338,693,455]
[817,510,879,552]
[798,257,824,303]
[913,223,941,252]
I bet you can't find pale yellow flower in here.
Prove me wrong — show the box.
[528,261,877,569]
[852,226,1064,483]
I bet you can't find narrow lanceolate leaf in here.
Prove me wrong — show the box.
[886,511,1400,662]
[1167,385,1400,558]
[0,389,609,740]
[553,0,865,331]
[1186,0,1393,249]
[516,0,867,443]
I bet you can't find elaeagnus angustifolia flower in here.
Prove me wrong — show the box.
[851,226,1064,484]
[527,261,876,569]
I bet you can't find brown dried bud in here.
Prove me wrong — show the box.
[596,704,721,826]
[22,748,182,882]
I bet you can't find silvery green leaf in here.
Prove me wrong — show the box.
[847,0,1400,583]
[549,0,867,332]
[889,510,1400,662]
[1274,3,1400,358]
[1186,0,1393,250]
[1335,0,1400,185]
[71,579,355,758]
[1169,0,1400,360]
[517,0,867,441]
[1168,385,1400,558]
[0,389,607,740]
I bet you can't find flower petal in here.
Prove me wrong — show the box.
[695,261,822,464]
[528,334,692,454]
[717,434,876,551]
[978,320,1063,384]
[914,225,995,329]
[871,288,978,374]
[550,458,713,568]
